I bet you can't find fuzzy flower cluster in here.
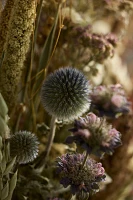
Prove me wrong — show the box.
[73,26,117,62]
[66,113,121,157]
[90,84,130,117]
[56,153,105,196]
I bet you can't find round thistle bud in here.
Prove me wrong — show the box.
[41,67,91,121]
[66,112,122,157]
[56,153,105,196]
[10,131,39,164]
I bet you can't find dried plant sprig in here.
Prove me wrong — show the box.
[10,131,39,164]
[34,116,57,170]
[74,26,118,62]
[0,136,17,200]
[41,67,91,121]
[66,112,122,157]
[0,141,17,200]
[0,0,36,111]
[36,67,91,169]
[90,84,130,117]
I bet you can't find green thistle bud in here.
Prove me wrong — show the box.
[10,131,39,164]
[41,67,91,121]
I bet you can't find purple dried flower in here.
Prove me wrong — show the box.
[90,84,130,118]
[73,26,118,62]
[56,153,105,196]
[66,113,122,157]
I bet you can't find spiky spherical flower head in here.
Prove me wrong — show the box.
[66,112,122,157]
[41,67,91,121]
[56,153,105,196]
[10,131,39,164]
[90,84,130,118]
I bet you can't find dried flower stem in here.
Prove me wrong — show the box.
[35,116,57,170]
[44,115,57,158]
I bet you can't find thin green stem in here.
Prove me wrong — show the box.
[35,116,57,170]
[81,151,88,169]
[44,116,57,159]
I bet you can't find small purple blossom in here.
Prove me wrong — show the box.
[56,153,105,196]
[90,84,130,118]
[66,113,122,157]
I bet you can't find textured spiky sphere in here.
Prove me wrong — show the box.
[10,131,39,164]
[41,67,91,121]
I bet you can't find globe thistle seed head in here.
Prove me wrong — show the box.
[56,153,105,196]
[10,131,39,164]
[41,67,91,121]
[66,112,122,157]
[90,84,130,118]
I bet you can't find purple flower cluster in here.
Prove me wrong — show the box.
[66,113,122,157]
[90,84,130,117]
[73,26,117,62]
[56,153,105,196]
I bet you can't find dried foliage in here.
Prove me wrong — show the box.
[0,0,133,200]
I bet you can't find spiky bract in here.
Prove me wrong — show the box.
[41,67,91,121]
[10,131,39,164]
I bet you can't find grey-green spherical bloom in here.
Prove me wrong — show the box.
[41,67,91,121]
[10,131,39,164]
